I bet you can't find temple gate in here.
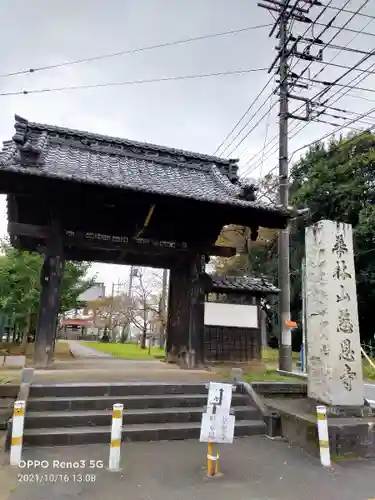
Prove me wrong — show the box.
[0,115,291,368]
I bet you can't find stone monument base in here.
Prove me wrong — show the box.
[263,394,375,460]
[305,398,373,418]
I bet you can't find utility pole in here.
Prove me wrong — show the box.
[258,0,324,370]
[277,1,292,372]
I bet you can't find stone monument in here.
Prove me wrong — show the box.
[305,220,364,406]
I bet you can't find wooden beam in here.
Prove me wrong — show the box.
[8,223,236,257]
[63,248,175,270]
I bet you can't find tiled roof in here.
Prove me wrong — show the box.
[209,275,279,294]
[0,115,289,218]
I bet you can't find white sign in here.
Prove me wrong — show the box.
[305,220,364,406]
[206,382,233,413]
[199,412,235,444]
[204,302,258,328]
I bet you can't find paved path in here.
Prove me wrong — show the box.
[3,437,375,500]
[67,341,113,359]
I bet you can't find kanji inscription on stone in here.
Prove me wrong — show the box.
[339,339,355,362]
[337,309,354,334]
[340,364,356,392]
[332,234,348,258]
[305,220,364,406]
[336,285,350,303]
[333,260,352,280]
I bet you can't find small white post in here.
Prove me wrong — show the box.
[316,405,331,468]
[108,403,124,471]
[10,401,26,466]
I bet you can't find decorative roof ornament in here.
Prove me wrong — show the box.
[12,115,46,167]
[238,182,258,202]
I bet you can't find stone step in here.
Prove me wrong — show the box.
[23,420,266,447]
[29,383,212,399]
[27,393,249,412]
[24,406,258,429]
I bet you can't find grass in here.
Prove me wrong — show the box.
[262,348,375,382]
[262,347,300,363]
[244,369,299,383]
[83,342,165,360]
[0,341,72,361]
[363,358,375,381]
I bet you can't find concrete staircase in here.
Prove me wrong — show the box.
[23,383,266,447]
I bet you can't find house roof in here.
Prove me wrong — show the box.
[0,115,291,221]
[208,275,280,295]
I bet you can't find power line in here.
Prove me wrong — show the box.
[212,76,274,156]
[0,67,268,97]
[259,96,275,177]
[315,20,375,37]
[302,77,375,95]
[244,0,356,172]
[308,9,375,82]
[257,108,375,201]
[243,2,374,176]
[241,120,303,177]
[213,0,331,158]
[0,23,272,79]
[289,0,369,93]
[325,3,375,20]
[224,100,279,157]
[316,60,375,75]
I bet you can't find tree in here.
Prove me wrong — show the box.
[128,268,162,350]
[288,130,375,343]
[0,241,95,346]
[87,294,132,342]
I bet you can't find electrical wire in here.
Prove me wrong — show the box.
[242,46,375,178]
[212,76,274,156]
[238,0,347,171]
[326,3,375,20]
[0,23,272,79]
[302,77,375,95]
[254,56,375,178]
[257,108,375,202]
[224,101,279,158]
[212,0,333,158]
[289,0,369,92]
[316,60,375,75]
[259,95,274,178]
[315,20,375,37]
[0,67,268,97]
[253,2,375,197]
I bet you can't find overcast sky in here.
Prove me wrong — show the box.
[0,0,374,292]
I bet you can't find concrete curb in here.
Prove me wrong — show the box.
[276,369,308,379]
[230,369,281,439]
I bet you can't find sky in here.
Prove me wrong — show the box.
[0,0,374,292]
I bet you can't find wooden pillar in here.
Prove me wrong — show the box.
[187,254,206,367]
[34,220,64,367]
[166,264,191,362]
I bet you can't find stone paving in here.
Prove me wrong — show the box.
[1,437,374,500]
[67,340,113,358]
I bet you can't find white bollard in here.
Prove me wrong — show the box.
[10,401,26,466]
[108,403,124,471]
[316,405,331,469]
